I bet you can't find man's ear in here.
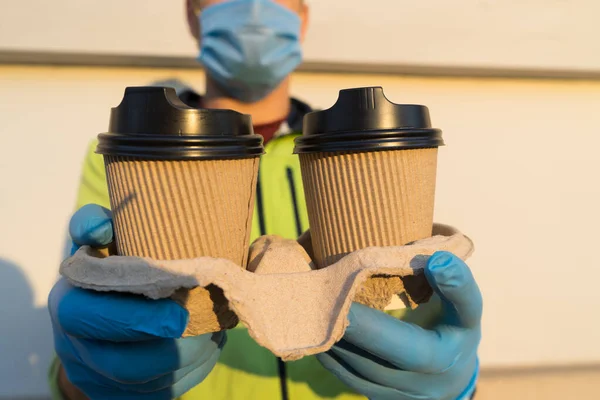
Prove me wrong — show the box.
[299,2,310,43]
[186,0,201,42]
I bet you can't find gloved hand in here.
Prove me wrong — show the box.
[49,204,225,399]
[318,251,482,400]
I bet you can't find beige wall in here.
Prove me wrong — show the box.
[1,65,599,396]
[3,0,599,72]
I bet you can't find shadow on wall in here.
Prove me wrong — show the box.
[0,258,54,397]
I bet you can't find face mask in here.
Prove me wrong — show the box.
[198,0,303,103]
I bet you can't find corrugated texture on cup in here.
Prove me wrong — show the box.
[299,149,438,268]
[104,156,259,264]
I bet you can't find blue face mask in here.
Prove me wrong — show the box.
[198,0,303,103]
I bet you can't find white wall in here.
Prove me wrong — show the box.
[1,65,599,397]
[2,0,600,72]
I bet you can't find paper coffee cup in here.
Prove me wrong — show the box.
[96,87,264,333]
[294,87,444,271]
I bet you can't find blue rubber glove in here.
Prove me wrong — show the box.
[49,204,225,399]
[318,251,482,400]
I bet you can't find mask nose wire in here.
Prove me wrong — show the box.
[250,0,262,26]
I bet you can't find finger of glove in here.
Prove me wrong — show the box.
[425,251,483,329]
[69,204,114,247]
[330,339,475,398]
[48,279,74,324]
[316,352,407,400]
[330,339,417,390]
[345,302,464,373]
[55,284,188,341]
[63,335,223,398]
[148,334,224,394]
[171,343,224,398]
[69,332,224,385]
[64,361,175,400]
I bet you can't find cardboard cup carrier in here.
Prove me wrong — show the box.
[294,87,444,271]
[96,87,264,331]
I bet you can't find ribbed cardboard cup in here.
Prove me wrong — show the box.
[295,87,444,309]
[97,87,264,334]
[299,148,437,268]
[105,157,258,264]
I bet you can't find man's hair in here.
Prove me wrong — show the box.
[190,0,203,14]
[191,0,304,14]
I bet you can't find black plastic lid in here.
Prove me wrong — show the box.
[294,87,443,154]
[96,87,264,160]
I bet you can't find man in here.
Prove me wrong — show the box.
[48,1,482,399]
